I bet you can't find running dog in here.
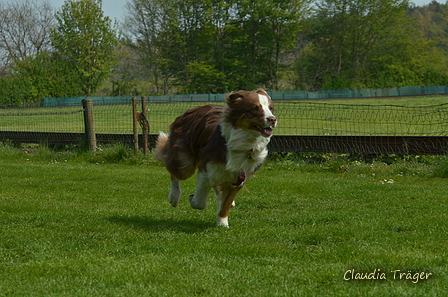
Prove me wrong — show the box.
[153,89,277,227]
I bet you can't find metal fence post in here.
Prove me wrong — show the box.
[82,99,96,151]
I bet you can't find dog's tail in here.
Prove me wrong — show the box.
[153,132,169,162]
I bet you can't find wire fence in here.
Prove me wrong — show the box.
[275,102,448,136]
[1,98,448,154]
[2,99,448,136]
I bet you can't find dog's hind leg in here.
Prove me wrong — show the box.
[189,171,211,210]
[165,150,197,207]
[168,175,182,207]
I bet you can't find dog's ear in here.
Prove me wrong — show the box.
[226,91,243,107]
[256,88,270,98]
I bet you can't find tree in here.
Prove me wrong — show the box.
[0,0,55,76]
[124,0,308,94]
[0,75,32,105]
[296,0,417,90]
[409,1,448,51]
[11,51,83,101]
[50,0,119,95]
[230,0,306,90]
[124,0,173,95]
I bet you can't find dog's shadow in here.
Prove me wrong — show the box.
[107,215,215,234]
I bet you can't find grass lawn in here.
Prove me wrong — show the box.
[1,145,447,296]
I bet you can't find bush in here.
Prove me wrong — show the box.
[433,158,448,178]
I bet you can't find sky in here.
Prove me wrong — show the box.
[45,0,440,22]
[47,0,127,22]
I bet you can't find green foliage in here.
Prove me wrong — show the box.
[267,151,447,177]
[409,1,448,51]
[178,61,226,94]
[433,158,448,178]
[10,51,84,101]
[0,75,32,105]
[86,144,134,163]
[366,31,448,88]
[0,141,158,166]
[298,0,417,90]
[126,0,306,93]
[293,0,448,90]
[5,0,448,102]
[50,0,119,96]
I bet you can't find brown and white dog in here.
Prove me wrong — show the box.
[153,89,277,227]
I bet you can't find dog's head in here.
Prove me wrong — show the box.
[224,89,277,137]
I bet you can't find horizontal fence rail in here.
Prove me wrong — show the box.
[1,96,448,155]
[1,131,447,155]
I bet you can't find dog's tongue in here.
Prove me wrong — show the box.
[252,125,274,137]
[262,127,273,137]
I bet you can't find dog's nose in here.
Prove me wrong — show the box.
[267,116,277,127]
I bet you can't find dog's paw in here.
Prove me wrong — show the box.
[216,216,229,228]
[189,194,207,210]
[168,194,180,207]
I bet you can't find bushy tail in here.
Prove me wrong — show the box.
[153,132,169,162]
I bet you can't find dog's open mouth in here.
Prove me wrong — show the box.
[252,125,274,137]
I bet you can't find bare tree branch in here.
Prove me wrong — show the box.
[0,0,55,74]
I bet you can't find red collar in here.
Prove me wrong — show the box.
[232,171,246,187]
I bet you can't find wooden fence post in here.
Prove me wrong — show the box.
[141,96,148,154]
[132,97,139,154]
[82,99,97,151]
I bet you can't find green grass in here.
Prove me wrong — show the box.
[1,95,448,136]
[1,144,447,296]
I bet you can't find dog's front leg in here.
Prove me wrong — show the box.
[216,185,241,227]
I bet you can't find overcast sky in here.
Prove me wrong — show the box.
[45,0,440,22]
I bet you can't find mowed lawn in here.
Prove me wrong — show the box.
[1,148,447,296]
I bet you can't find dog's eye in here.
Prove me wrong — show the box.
[251,105,260,112]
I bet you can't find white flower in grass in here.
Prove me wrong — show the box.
[380,179,394,184]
